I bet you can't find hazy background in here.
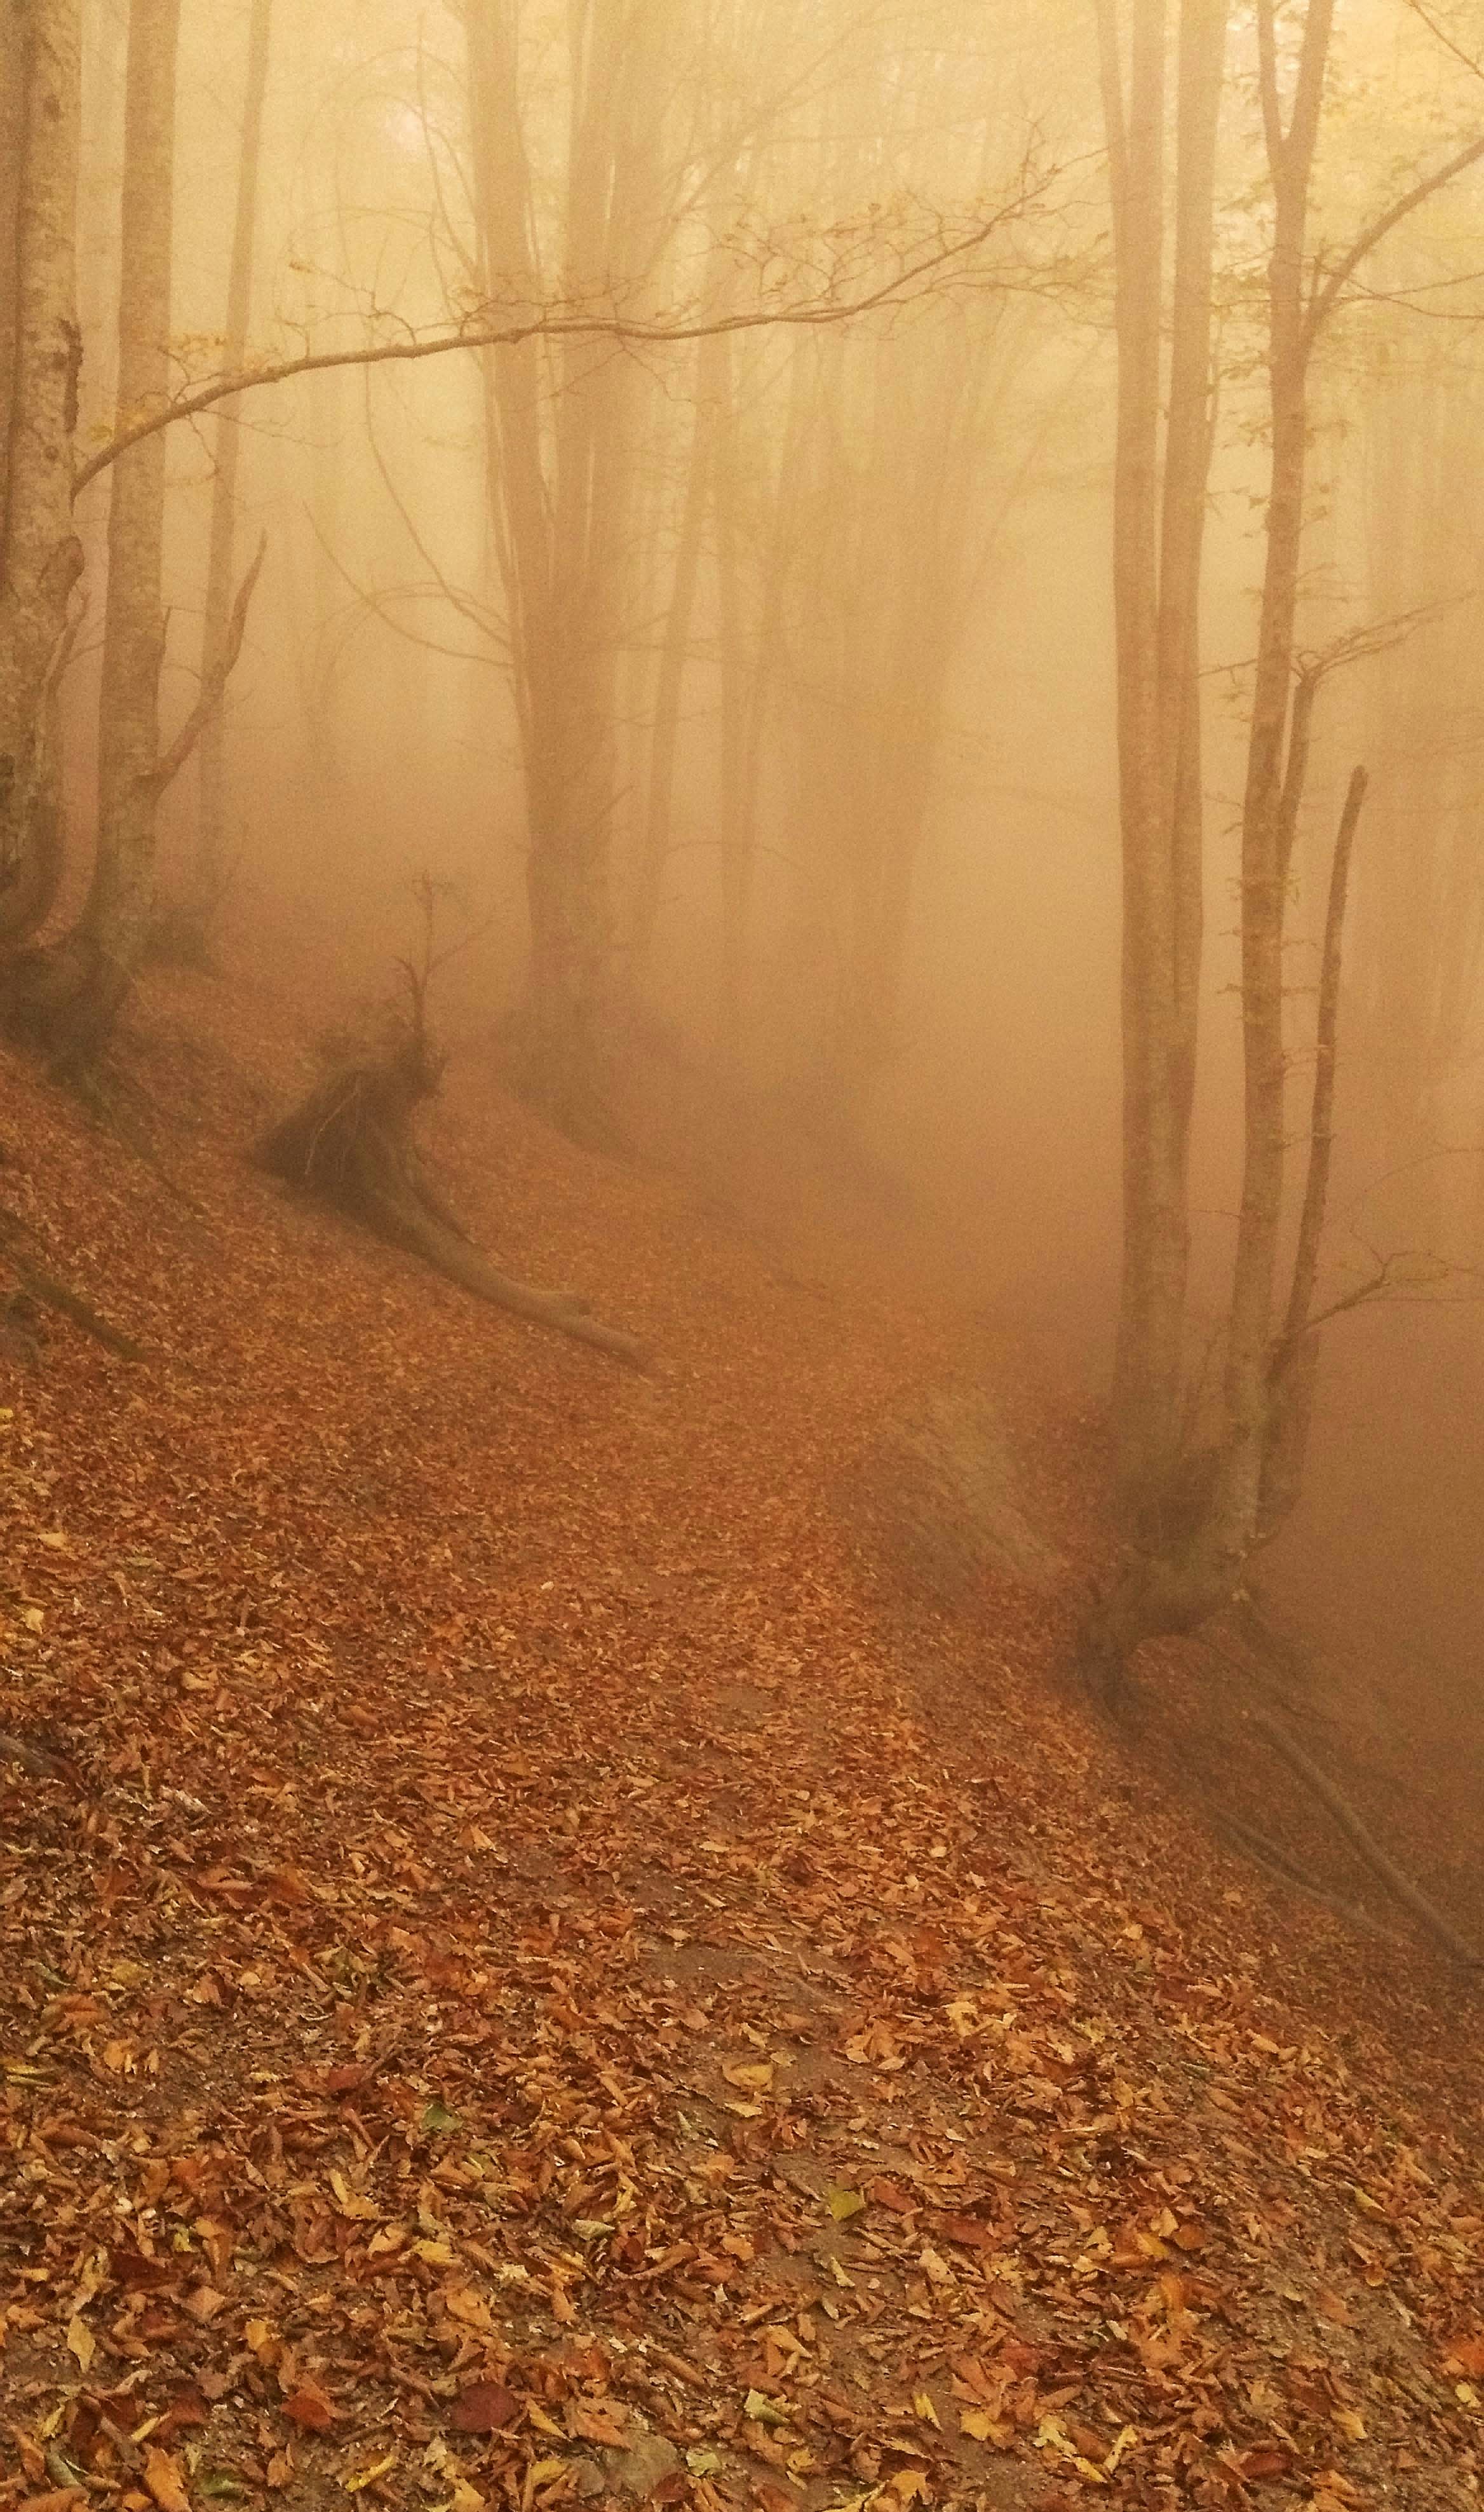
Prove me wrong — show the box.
[52,0,1484,1815]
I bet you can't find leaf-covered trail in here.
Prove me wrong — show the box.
[1,978,1480,2512]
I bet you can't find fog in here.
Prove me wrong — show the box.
[12,1,1484,1836]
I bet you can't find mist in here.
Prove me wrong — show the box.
[1,3,1483,2491]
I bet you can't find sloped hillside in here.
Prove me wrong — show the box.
[0,968,1480,2512]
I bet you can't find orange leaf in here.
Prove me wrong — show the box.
[144,2447,192,2512]
[280,2384,337,2432]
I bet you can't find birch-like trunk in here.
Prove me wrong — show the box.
[178,0,271,959]
[0,0,83,948]
[1204,0,1335,1580]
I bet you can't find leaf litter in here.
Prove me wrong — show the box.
[0,972,1479,2512]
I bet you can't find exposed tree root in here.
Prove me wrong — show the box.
[364,1190,649,1370]
[1210,1808,1396,1944]
[255,1042,649,1373]
[0,1734,68,1780]
[1252,1709,1482,1970]
[0,1203,145,1360]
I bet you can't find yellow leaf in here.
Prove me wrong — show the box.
[66,2314,95,2372]
[521,2461,567,2511]
[525,2405,564,2439]
[961,2408,1011,2446]
[442,2284,492,2331]
[330,2171,381,2222]
[414,2238,459,2267]
[1333,2410,1366,2441]
[826,2187,865,2220]
[722,2060,774,2091]
[21,1606,43,1631]
[345,2452,398,2492]
[1105,2426,1139,2473]
[449,2485,485,2512]
[913,2391,940,2426]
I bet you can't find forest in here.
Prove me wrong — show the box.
[1,1,1482,2508]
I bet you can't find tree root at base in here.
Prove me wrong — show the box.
[365,1188,649,1370]
[1252,1709,1481,1970]
[254,1052,650,1371]
[1,1204,145,1360]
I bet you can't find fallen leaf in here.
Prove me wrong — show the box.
[449,2384,516,2434]
[344,2452,398,2492]
[144,2447,192,2512]
[280,2386,337,2433]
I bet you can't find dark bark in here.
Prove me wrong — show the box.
[255,1043,649,1371]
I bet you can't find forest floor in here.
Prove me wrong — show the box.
[0,968,1480,2512]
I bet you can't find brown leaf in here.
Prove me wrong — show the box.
[565,2400,628,2447]
[448,2384,517,2435]
[280,2385,337,2433]
[934,2211,994,2249]
[1238,2449,1292,2480]
[156,2390,211,2443]
[867,2177,917,2213]
[1447,2334,1484,2378]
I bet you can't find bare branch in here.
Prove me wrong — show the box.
[1305,129,1484,351]
[73,176,1057,495]
[1280,764,1366,1350]
[144,534,266,799]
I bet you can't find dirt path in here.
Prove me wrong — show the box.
[1,980,1481,2512]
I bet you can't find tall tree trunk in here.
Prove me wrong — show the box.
[177,0,271,961]
[18,0,179,1061]
[0,0,83,950]
[1207,0,1335,1575]
[1098,0,1227,1509]
[629,332,713,983]
[710,323,751,1065]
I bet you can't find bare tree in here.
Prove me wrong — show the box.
[1088,0,1484,1681]
[163,0,273,967]
[0,0,83,947]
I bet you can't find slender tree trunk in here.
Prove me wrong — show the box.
[630,333,713,982]
[1098,0,1176,1497]
[18,0,179,1061]
[177,0,271,960]
[0,0,83,949]
[1208,0,1335,1572]
[466,0,674,1143]
[1099,0,1228,1508]
[711,325,751,1064]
